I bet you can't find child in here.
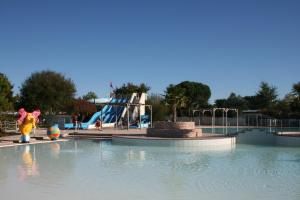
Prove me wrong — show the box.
[95,119,102,131]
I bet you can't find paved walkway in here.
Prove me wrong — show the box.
[0,126,265,148]
[0,128,147,147]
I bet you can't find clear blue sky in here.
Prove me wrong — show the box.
[0,0,299,102]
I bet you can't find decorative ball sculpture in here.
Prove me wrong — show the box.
[47,125,60,140]
[17,108,41,143]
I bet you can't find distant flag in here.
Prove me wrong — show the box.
[109,81,114,98]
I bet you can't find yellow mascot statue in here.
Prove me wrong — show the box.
[17,108,41,143]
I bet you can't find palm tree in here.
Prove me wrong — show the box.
[165,85,188,122]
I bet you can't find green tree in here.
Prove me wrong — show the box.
[292,82,300,96]
[275,94,292,118]
[177,81,211,110]
[19,70,76,114]
[82,91,98,101]
[114,82,150,98]
[0,73,14,111]
[255,82,278,115]
[165,84,188,122]
[289,82,300,117]
[215,93,248,110]
[146,93,168,121]
[164,81,211,118]
[244,95,259,110]
[214,98,227,107]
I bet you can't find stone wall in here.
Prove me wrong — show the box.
[153,122,195,130]
[147,121,202,138]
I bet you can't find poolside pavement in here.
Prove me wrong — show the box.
[0,129,69,148]
[0,128,147,147]
[2,126,298,148]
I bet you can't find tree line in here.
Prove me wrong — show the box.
[0,70,299,120]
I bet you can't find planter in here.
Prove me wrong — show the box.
[147,122,202,138]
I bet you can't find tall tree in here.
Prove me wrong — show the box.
[164,81,211,118]
[292,82,300,96]
[176,81,211,110]
[114,82,150,98]
[275,94,293,118]
[215,92,248,110]
[256,82,278,107]
[0,73,14,111]
[19,70,76,114]
[255,82,278,115]
[290,82,300,117]
[214,98,227,108]
[244,95,259,110]
[82,91,98,101]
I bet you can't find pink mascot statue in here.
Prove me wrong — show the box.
[17,108,41,143]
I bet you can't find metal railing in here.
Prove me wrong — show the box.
[176,116,300,135]
[177,116,300,127]
[0,120,18,132]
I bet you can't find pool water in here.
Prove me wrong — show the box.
[0,140,299,200]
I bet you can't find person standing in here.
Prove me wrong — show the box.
[77,113,83,129]
[72,113,78,130]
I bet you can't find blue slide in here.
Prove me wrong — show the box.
[130,115,150,128]
[64,98,128,129]
[103,98,128,124]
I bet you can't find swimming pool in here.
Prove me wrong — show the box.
[0,140,299,200]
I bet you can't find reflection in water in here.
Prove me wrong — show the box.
[50,143,61,158]
[18,145,39,181]
[126,149,146,161]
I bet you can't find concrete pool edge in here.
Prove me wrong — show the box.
[237,129,300,147]
[0,139,69,148]
[112,135,236,148]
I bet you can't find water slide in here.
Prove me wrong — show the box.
[129,115,150,128]
[131,93,146,121]
[102,98,128,125]
[64,96,132,129]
